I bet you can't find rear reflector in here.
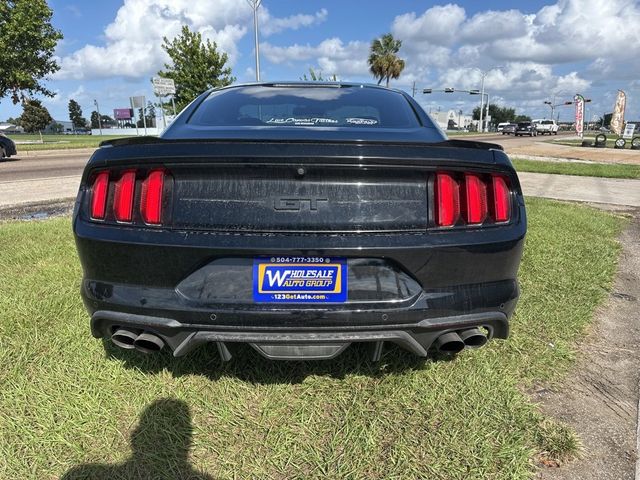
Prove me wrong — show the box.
[141,170,165,224]
[90,171,109,220]
[491,175,511,222]
[435,172,460,227]
[113,170,136,222]
[463,174,488,224]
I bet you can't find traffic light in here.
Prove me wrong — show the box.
[422,88,432,94]
[444,87,455,93]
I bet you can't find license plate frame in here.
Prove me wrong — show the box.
[253,257,348,303]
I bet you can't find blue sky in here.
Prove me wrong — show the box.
[1,0,639,123]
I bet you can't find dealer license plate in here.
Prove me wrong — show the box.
[253,257,347,303]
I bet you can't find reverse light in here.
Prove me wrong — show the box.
[90,171,109,220]
[435,172,460,227]
[491,175,511,222]
[141,169,165,224]
[463,174,488,224]
[113,170,136,222]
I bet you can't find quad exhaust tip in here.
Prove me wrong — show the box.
[459,328,488,348]
[435,328,488,354]
[111,328,139,350]
[434,332,465,354]
[111,328,164,354]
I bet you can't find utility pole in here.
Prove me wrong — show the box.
[247,0,262,81]
[412,81,416,97]
[93,99,102,136]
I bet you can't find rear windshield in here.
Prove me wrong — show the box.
[188,85,421,128]
[518,122,531,127]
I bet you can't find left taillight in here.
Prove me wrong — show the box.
[90,171,109,220]
[113,170,136,222]
[87,169,168,226]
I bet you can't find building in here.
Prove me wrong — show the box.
[44,120,74,134]
[428,109,476,131]
[0,123,23,134]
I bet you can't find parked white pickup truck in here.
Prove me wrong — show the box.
[532,119,559,135]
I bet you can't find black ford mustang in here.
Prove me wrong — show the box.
[73,82,526,361]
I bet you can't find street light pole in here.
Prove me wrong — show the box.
[93,99,102,136]
[247,0,262,81]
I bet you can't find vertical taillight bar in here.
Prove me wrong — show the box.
[90,171,109,220]
[435,172,460,227]
[463,174,488,224]
[140,170,165,225]
[113,170,136,222]
[491,175,511,223]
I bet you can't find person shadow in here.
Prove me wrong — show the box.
[61,398,216,480]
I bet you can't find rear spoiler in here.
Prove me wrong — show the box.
[99,136,503,152]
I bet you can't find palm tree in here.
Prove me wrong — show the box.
[368,33,405,87]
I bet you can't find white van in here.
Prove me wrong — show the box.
[497,122,510,132]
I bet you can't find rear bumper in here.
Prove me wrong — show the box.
[91,309,510,360]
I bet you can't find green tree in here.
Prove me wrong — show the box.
[367,33,405,87]
[0,0,62,104]
[300,68,337,81]
[472,105,517,125]
[513,114,531,123]
[19,99,52,132]
[157,25,235,112]
[90,110,100,129]
[68,99,87,130]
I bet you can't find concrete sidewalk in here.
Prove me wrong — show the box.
[1,171,639,209]
[518,172,640,207]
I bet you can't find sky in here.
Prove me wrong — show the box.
[1,0,639,124]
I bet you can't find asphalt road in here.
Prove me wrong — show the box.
[0,148,94,182]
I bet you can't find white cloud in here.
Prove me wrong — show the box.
[392,4,465,47]
[56,0,328,80]
[261,8,328,36]
[261,38,368,76]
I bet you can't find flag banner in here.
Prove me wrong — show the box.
[610,90,626,136]
[574,94,584,138]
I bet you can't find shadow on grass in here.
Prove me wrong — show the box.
[102,340,455,384]
[61,398,217,480]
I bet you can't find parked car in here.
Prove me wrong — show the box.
[515,122,538,137]
[73,82,526,362]
[532,119,559,135]
[502,123,517,135]
[0,133,17,159]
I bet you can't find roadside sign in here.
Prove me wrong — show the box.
[152,77,176,96]
[113,108,133,120]
[623,123,636,139]
[130,96,145,109]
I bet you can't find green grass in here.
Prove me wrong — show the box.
[0,199,625,479]
[512,158,640,179]
[10,134,131,151]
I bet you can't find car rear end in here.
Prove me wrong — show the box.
[73,84,526,361]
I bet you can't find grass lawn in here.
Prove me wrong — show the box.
[512,158,640,179]
[0,198,625,479]
[10,134,132,151]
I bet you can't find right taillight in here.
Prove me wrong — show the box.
[433,171,511,227]
[90,171,109,220]
[463,174,488,224]
[140,169,165,225]
[491,175,511,223]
